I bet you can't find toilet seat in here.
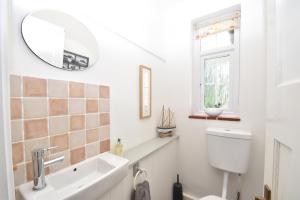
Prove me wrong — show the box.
[198,195,225,200]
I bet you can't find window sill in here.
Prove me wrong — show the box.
[188,114,241,121]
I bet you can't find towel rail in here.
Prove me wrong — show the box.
[133,168,148,190]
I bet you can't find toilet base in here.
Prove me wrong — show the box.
[198,172,229,200]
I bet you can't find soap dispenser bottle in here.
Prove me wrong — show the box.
[114,138,123,156]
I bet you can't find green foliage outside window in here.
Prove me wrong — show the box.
[203,56,230,108]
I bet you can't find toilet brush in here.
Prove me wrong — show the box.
[173,174,183,200]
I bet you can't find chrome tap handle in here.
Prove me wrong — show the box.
[44,146,59,152]
[31,146,59,161]
[32,146,58,153]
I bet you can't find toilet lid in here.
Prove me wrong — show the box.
[198,195,225,200]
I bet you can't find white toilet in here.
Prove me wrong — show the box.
[198,128,252,200]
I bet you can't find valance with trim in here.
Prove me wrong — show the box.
[195,11,240,40]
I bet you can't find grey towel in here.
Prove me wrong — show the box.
[133,181,151,200]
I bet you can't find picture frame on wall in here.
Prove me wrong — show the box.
[139,65,152,119]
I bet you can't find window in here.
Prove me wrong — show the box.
[202,52,231,109]
[192,8,240,114]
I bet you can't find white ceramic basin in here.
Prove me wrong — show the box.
[19,153,129,200]
[204,108,223,117]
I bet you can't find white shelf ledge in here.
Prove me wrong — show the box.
[123,135,179,167]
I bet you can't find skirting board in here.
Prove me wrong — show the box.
[183,192,199,200]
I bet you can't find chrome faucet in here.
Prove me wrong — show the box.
[31,146,64,190]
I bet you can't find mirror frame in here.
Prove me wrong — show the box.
[21,10,99,71]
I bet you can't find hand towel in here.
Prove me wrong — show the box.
[134,181,151,200]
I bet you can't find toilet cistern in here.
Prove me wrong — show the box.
[206,128,252,199]
[31,146,64,190]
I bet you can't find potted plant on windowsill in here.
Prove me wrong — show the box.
[204,103,224,117]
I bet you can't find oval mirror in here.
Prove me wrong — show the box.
[21,10,98,71]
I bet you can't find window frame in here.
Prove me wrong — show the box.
[200,50,234,112]
[192,18,240,115]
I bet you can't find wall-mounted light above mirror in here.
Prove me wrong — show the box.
[21,10,99,71]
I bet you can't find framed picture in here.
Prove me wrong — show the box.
[139,65,152,119]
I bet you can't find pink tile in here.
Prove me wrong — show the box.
[23,76,47,97]
[100,139,110,153]
[69,82,85,98]
[100,113,110,126]
[99,86,110,98]
[49,99,68,116]
[12,142,24,165]
[71,147,85,165]
[70,115,85,131]
[24,119,48,139]
[10,98,22,120]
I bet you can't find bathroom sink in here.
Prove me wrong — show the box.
[19,153,129,200]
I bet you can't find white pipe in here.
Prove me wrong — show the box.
[222,172,229,199]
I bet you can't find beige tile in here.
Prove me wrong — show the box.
[24,119,48,139]
[70,147,85,165]
[99,99,110,113]
[10,98,22,120]
[23,98,47,118]
[100,139,110,153]
[86,84,99,98]
[48,79,68,98]
[49,99,68,116]
[70,131,85,149]
[49,151,70,173]
[69,99,85,115]
[86,114,99,129]
[69,82,85,98]
[86,128,100,144]
[86,142,100,158]
[86,100,98,113]
[25,162,33,181]
[23,76,47,97]
[11,120,23,142]
[10,75,21,97]
[100,113,110,126]
[99,126,110,141]
[49,116,69,135]
[99,86,110,98]
[12,142,24,165]
[13,163,26,186]
[70,115,85,131]
[50,134,69,153]
[24,137,49,162]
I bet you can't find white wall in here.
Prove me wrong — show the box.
[0,0,15,199]
[9,0,176,199]
[11,0,171,151]
[13,0,167,61]
[163,0,266,199]
[98,140,178,200]
[6,0,267,199]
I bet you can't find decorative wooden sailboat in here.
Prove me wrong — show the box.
[157,105,176,138]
